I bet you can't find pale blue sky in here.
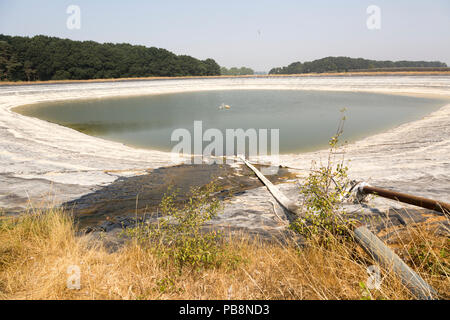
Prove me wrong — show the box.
[1,0,449,71]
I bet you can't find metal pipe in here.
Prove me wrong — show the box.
[361,185,450,216]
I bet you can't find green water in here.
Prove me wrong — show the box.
[15,90,446,154]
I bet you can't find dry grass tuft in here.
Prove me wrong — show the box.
[0,207,448,300]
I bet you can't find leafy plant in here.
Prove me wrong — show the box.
[358,281,373,300]
[408,241,449,276]
[156,276,178,294]
[127,182,240,272]
[291,112,355,242]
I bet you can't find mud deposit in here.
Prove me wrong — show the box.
[65,163,296,229]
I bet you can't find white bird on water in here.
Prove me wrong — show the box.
[219,103,231,110]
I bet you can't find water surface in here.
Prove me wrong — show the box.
[15,90,446,154]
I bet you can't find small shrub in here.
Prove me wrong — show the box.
[126,182,240,272]
[291,112,355,242]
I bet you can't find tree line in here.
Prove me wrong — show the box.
[220,66,254,75]
[269,56,447,74]
[1,35,446,81]
[0,34,221,81]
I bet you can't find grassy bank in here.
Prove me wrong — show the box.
[0,207,448,300]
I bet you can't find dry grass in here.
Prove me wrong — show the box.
[0,208,448,300]
[2,71,450,86]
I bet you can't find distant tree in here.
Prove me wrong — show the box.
[203,58,221,76]
[0,34,221,81]
[0,41,12,80]
[268,56,448,74]
[221,66,254,75]
[23,60,36,81]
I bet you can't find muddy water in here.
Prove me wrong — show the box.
[66,163,296,229]
[14,90,446,154]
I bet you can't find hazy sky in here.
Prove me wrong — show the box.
[1,0,449,71]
